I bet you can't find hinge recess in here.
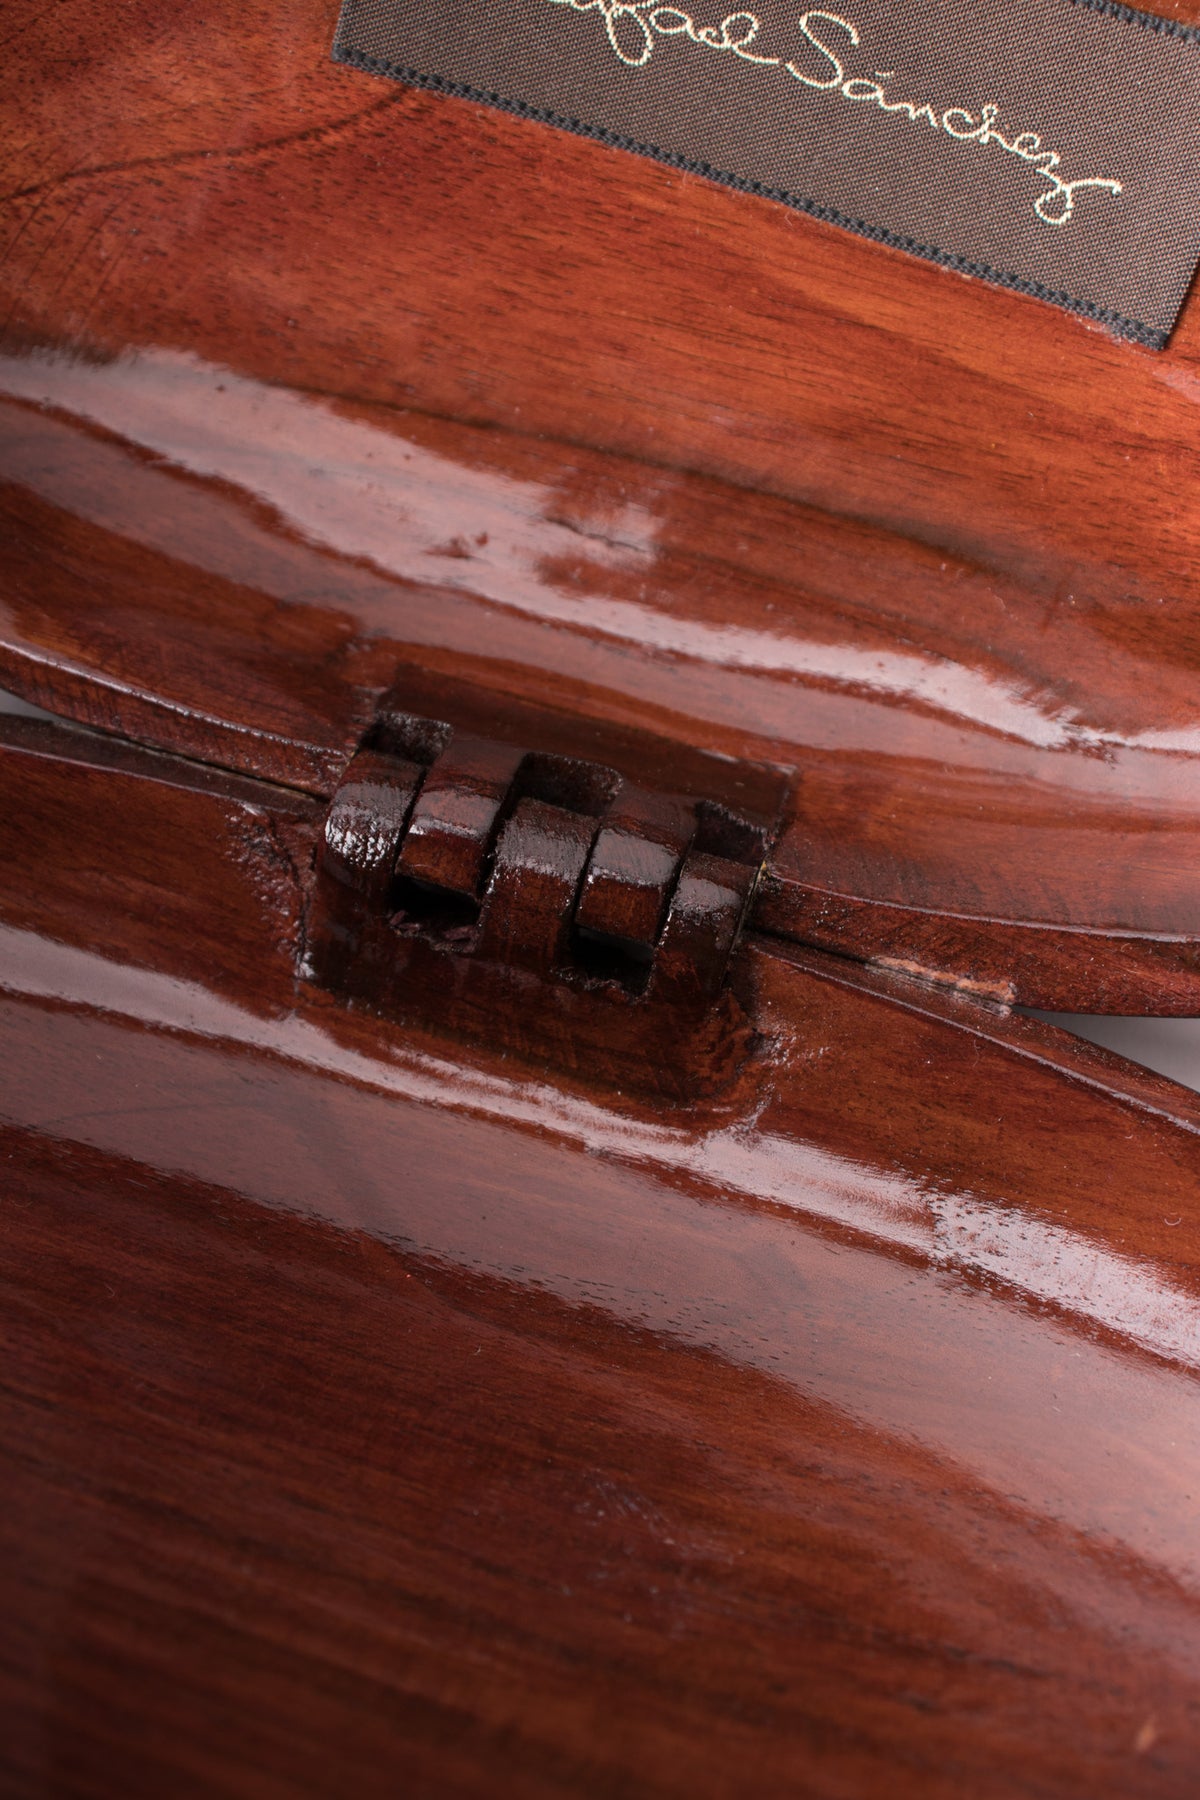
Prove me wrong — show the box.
[306,681,789,1096]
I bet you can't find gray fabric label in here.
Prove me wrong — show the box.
[333,0,1200,345]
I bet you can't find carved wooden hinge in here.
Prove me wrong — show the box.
[307,688,788,1095]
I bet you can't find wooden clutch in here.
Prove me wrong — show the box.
[3,1,1200,1792]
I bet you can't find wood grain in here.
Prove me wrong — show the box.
[5,708,1200,1792]
[1,1114,1199,1800]
[3,1,1200,1008]
[5,13,1200,1784]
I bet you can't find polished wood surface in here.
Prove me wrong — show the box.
[4,709,1200,1793]
[5,1,1200,1009]
[4,710,1200,1794]
[5,3,1200,1790]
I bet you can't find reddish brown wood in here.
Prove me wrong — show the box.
[656,852,758,1006]
[398,735,525,896]
[479,799,597,974]
[2,1108,1199,1800]
[309,700,770,1063]
[5,377,1200,1006]
[4,712,1200,1793]
[5,4,1200,1788]
[4,1,1200,1008]
[0,714,318,1012]
[576,789,693,949]
[323,747,424,906]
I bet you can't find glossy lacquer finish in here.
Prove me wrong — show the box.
[6,4,1200,1791]
[5,1,1200,1008]
[3,713,1200,1794]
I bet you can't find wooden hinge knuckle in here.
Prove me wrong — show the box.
[306,697,784,1095]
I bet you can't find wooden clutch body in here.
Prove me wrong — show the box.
[3,2,1200,1792]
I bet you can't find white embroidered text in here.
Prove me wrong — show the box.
[547,0,1124,224]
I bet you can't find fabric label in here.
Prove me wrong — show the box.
[333,0,1200,345]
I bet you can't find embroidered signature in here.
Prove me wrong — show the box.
[546,0,1124,224]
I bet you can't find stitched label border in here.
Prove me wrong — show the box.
[333,0,1200,345]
